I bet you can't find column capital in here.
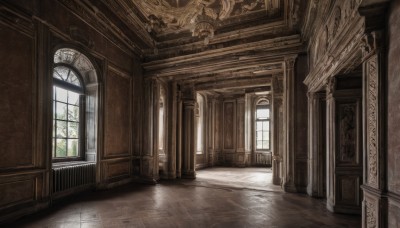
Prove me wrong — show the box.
[183,99,195,109]
[325,76,336,95]
[284,55,297,69]
[361,30,384,58]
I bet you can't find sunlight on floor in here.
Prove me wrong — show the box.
[195,167,282,192]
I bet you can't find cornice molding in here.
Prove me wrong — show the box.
[143,34,302,70]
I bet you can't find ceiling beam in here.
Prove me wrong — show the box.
[194,76,272,91]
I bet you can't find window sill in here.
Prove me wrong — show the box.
[52,161,95,168]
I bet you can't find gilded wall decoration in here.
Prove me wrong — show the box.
[338,104,357,162]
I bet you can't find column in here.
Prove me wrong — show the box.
[272,74,284,185]
[166,81,177,179]
[283,56,296,192]
[307,92,326,197]
[361,30,387,228]
[325,77,336,211]
[141,78,158,183]
[176,89,182,178]
[181,89,196,179]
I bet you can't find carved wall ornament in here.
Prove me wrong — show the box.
[145,15,167,33]
[339,104,357,162]
[366,56,378,187]
[136,0,280,35]
[326,76,336,95]
[284,56,296,69]
[362,32,382,57]
[305,20,365,92]
[366,200,377,228]
[191,6,216,45]
[332,6,341,38]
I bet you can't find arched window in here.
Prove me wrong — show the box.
[255,99,270,150]
[196,93,204,154]
[52,65,84,159]
[52,48,99,162]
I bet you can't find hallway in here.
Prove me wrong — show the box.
[13,168,361,228]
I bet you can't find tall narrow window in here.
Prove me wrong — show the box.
[196,94,204,154]
[255,101,270,150]
[53,65,84,160]
[158,99,164,153]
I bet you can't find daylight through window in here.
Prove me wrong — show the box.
[255,102,270,150]
[52,65,84,159]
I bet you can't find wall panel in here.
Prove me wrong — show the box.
[104,68,131,157]
[223,101,235,150]
[104,159,131,180]
[0,24,35,169]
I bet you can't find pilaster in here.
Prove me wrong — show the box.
[307,91,326,197]
[181,88,196,179]
[360,30,387,228]
[272,74,284,185]
[283,56,297,192]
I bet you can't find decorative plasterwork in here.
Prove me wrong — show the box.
[365,197,378,228]
[135,0,281,34]
[326,76,336,95]
[365,54,378,188]
[303,0,364,92]
[191,6,216,45]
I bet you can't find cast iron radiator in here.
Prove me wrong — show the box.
[52,163,96,193]
[255,153,272,166]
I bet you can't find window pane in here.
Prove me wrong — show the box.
[67,139,79,157]
[256,108,268,119]
[54,66,69,81]
[68,105,79,121]
[66,71,81,86]
[256,141,262,149]
[56,139,67,157]
[52,139,55,157]
[56,120,67,138]
[53,97,56,119]
[263,141,269,149]
[55,87,68,103]
[68,122,79,138]
[55,102,67,120]
[263,121,269,130]
[256,121,263,130]
[263,132,269,140]
[256,131,263,140]
[53,68,65,80]
[54,66,82,87]
[265,109,270,118]
[68,91,80,105]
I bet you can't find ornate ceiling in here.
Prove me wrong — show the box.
[96,0,306,93]
[135,0,281,35]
